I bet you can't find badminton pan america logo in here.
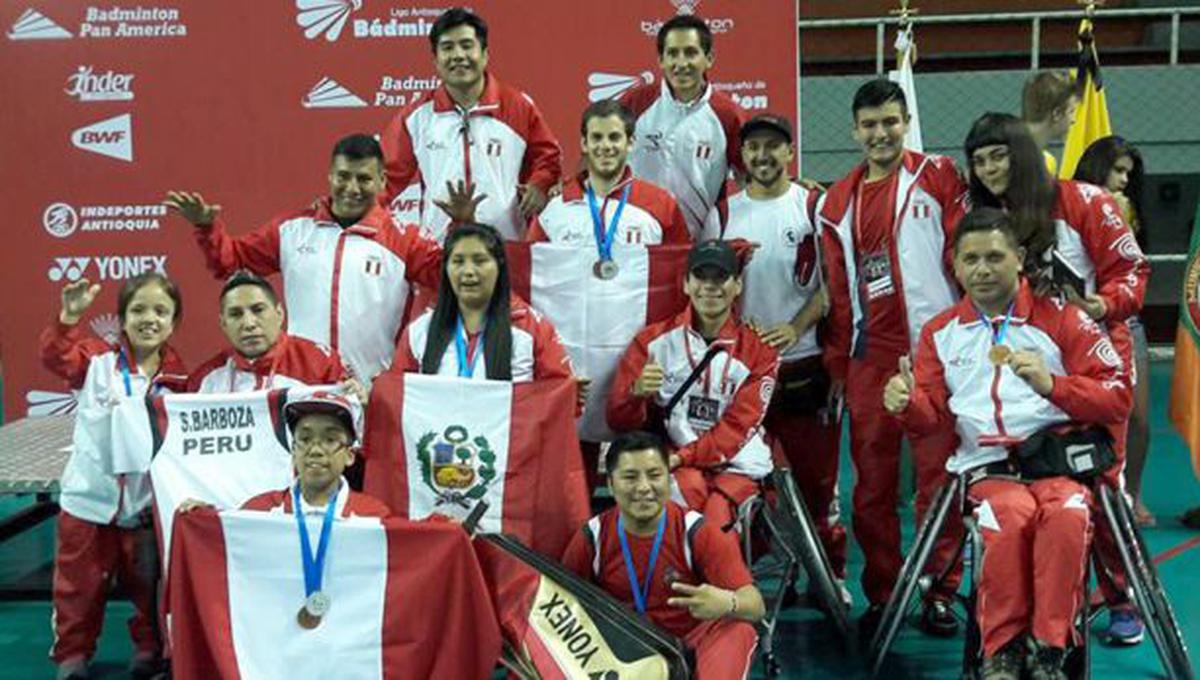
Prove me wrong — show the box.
[587,71,654,102]
[303,77,367,108]
[8,8,72,39]
[296,0,361,42]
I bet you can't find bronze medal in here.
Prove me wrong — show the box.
[988,344,1012,366]
[297,605,321,629]
[593,259,619,280]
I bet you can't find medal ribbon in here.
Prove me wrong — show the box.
[617,510,668,616]
[586,182,632,262]
[454,316,484,378]
[116,348,133,397]
[975,300,1015,346]
[294,483,340,598]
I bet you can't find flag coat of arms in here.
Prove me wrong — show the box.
[507,242,691,441]
[364,373,589,558]
[110,388,299,574]
[169,509,502,680]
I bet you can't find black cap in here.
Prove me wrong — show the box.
[688,239,738,276]
[739,114,794,145]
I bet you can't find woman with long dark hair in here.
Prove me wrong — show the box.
[41,272,187,680]
[963,113,1152,649]
[393,222,574,381]
[1074,136,1154,529]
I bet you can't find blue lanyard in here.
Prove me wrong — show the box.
[617,510,668,616]
[586,182,632,262]
[454,316,483,378]
[293,483,340,597]
[116,349,133,397]
[975,300,1015,345]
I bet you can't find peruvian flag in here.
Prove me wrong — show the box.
[507,243,691,441]
[363,373,589,559]
[168,509,502,680]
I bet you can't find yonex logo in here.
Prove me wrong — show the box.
[48,257,91,282]
[303,77,367,108]
[44,202,79,238]
[296,0,361,42]
[8,8,72,40]
[587,71,653,102]
[48,255,168,282]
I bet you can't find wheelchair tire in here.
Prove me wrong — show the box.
[869,477,961,676]
[1100,485,1195,680]
[768,470,851,641]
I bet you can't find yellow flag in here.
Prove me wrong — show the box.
[1170,198,1200,478]
[1059,19,1112,179]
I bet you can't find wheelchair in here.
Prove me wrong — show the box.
[733,467,852,676]
[868,470,1194,680]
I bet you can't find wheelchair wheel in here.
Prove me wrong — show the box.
[1100,485,1195,680]
[960,517,984,679]
[769,469,851,641]
[869,477,961,676]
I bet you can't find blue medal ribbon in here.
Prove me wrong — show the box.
[586,182,632,263]
[616,510,668,616]
[294,482,340,598]
[975,300,1016,346]
[117,348,133,397]
[454,316,484,378]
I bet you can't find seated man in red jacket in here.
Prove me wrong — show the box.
[884,208,1131,680]
[561,430,764,680]
[608,239,779,528]
[188,271,353,394]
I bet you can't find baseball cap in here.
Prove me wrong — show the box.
[687,239,738,277]
[739,114,794,145]
[285,391,360,441]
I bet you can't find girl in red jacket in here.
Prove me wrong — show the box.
[41,272,187,680]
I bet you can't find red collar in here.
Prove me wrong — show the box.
[432,72,501,113]
[821,149,926,222]
[312,197,392,236]
[560,167,635,202]
[955,279,1034,324]
[230,333,289,374]
[660,79,712,107]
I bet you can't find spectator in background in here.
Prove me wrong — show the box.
[1022,70,1081,176]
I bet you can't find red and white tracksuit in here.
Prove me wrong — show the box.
[528,168,691,245]
[561,503,759,680]
[818,150,967,604]
[40,321,187,665]
[724,183,846,575]
[382,72,563,242]
[621,81,745,240]
[608,309,779,528]
[187,333,349,394]
[903,281,1131,655]
[1047,179,1150,607]
[392,295,575,383]
[190,199,442,385]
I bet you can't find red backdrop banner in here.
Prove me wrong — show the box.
[0,0,797,418]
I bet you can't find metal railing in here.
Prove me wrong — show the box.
[798,7,1200,74]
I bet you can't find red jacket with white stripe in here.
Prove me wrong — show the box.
[620,81,745,240]
[392,295,574,382]
[903,281,1131,473]
[1048,179,1149,324]
[527,168,690,245]
[818,150,966,380]
[607,308,779,478]
[382,73,563,242]
[188,333,348,394]
[191,199,441,384]
[40,320,187,526]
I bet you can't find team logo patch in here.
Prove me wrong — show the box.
[1077,183,1104,204]
[1110,231,1144,261]
[364,254,382,275]
[1088,338,1122,369]
[759,377,775,406]
[417,425,497,507]
[694,142,713,160]
[1184,243,1200,336]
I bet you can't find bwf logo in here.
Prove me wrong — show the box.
[71,113,133,162]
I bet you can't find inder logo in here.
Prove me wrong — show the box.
[71,113,133,162]
[65,65,135,102]
[7,8,72,40]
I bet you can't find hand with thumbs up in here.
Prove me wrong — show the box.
[632,357,666,397]
[883,355,914,415]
